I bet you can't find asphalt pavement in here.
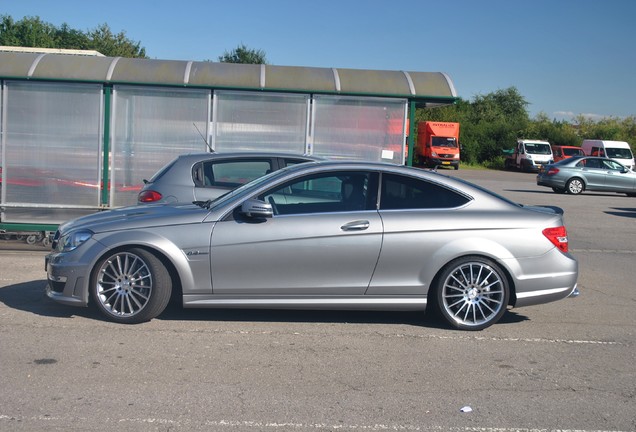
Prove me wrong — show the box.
[1,167,634,431]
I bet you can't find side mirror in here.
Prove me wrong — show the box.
[241,199,273,218]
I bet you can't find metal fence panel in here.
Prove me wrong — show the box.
[312,96,407,164]
[111,86,210,207]
[213,91,309,154]
[1,81,103,224]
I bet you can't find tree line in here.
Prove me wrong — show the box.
[416,87,636,166]
[2,15,633,166]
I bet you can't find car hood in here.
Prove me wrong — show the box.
[59,203,209,234]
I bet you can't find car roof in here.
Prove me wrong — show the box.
[174,151,320,164]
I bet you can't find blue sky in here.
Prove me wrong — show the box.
[2,0,635,120]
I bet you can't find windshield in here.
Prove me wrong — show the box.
[563,147,585,156]
[606,147,634,159]
[524,143,552,155]
[431,137,458,148]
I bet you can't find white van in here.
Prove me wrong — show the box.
[581,140,635,170]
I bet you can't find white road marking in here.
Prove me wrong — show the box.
[0,415,629,432]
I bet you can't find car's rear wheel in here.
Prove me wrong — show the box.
[566,178,584,195]
[435,256,509,331]
[92,248,172,324]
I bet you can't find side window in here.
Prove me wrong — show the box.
[380,173,469,210]
[194,160,273,189]
[584,159,601,169]
[602,160,622,170]
[261,171,378,215]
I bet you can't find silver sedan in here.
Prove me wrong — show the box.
[137,152,318,204]
[537,156,636,196]
[46,161,579,330]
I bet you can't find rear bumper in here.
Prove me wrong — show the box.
[505,248,579,308]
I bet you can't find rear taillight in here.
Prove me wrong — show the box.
[542,226,569,253]
[547,167,560,175]
[137,190,163,203]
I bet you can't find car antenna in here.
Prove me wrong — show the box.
[193,122,214,153]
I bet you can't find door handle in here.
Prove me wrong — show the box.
[341,220,370,231]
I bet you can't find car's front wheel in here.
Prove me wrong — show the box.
[435,256,510,331]
[566,178,584,195]
[91,248,172,324]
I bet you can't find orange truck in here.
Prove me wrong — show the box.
[415,121,461,169]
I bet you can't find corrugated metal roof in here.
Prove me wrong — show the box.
[0,51,457,102]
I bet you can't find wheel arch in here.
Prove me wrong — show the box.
[87,244,184,306]
[424,240,518,308]
[85,232,195,306]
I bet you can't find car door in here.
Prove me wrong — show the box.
[601,159,636,192]
[368,173,472,296]
[209,170,382,295]
[578,158,607,190]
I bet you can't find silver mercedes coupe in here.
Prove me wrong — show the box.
[46,160,579,330]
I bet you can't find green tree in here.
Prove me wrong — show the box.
[416,87,530,164]
[0,15,147,58]
[86,23,146,58]
[218,43,268,64]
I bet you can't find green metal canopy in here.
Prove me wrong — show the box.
[0,51,457,104]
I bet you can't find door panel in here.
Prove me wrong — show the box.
[210,211,382,295]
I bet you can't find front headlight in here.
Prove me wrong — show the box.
[58,230,93,252]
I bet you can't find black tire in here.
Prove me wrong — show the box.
[91,248,172,324]
[435,256,509,331]
[566,178,584,195]
[552,187,566,194]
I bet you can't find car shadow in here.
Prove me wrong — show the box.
[0,279,101,320]
[507,188,632,199]
[605,207,636,219]
[0,280,531,329]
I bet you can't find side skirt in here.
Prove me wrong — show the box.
[182,295,428,311]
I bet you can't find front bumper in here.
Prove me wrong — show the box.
[45,252,91,307]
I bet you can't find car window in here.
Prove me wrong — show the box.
[380,173,470,210]
[602,159,624,170]
[195,160,273,189]
[578,158,602,169]
[606,148,633,159]
[563,147,584,156]
[261,171,378,215]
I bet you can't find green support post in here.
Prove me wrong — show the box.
[101,86,112,207]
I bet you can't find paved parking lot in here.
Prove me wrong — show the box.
[1,168,634,431]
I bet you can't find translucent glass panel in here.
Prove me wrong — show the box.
[111,86,209,207]
[213,91,308,154]
[2,81,102,223]
[312,96,407,164]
